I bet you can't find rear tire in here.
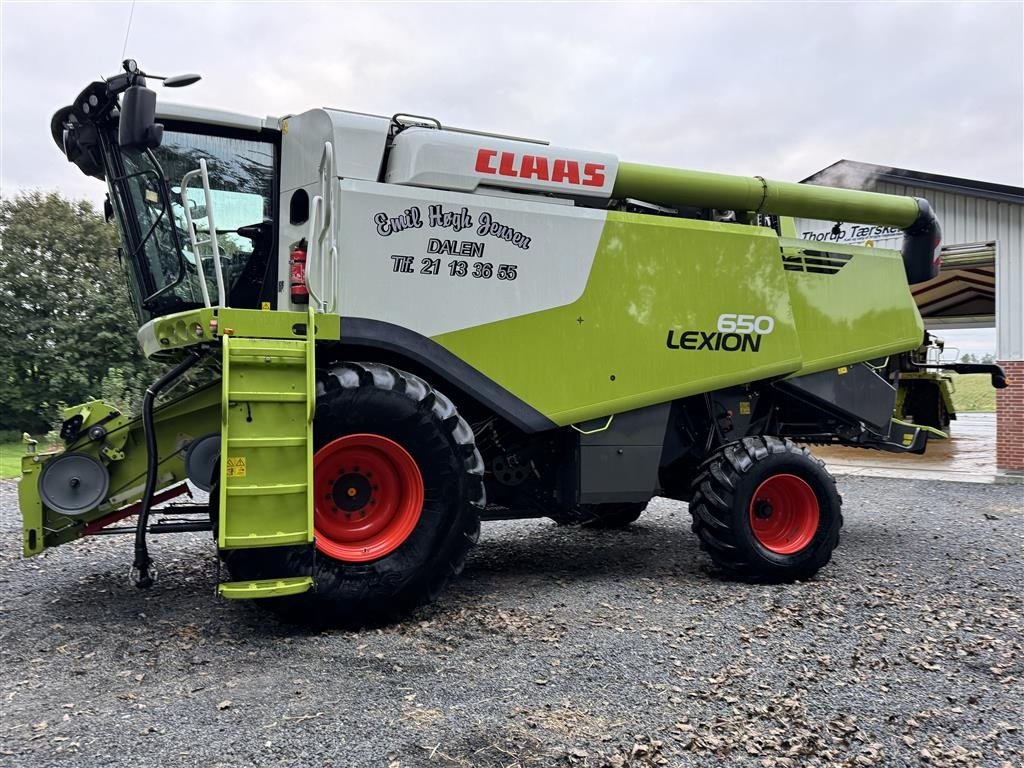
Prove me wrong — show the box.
[226,362,484,624]
[689,437,842,583]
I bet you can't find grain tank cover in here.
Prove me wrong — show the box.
[385,127,618,199]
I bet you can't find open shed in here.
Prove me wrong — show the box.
[797,160,1023,473]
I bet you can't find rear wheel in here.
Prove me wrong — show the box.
[226,362,484,623]
[689,437,842,582]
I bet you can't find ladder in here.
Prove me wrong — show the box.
[216,313,317,598]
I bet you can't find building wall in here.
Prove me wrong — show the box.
[872,182,1023,362]
[996,362,1024,471]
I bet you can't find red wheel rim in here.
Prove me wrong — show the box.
[313,434,424,563]
[748,474,820,555]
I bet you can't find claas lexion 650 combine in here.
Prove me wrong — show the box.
[24,60,953,621]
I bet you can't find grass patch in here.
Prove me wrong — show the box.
[949,373,997,413]
[0,442,28,479]
[0,440,61,479]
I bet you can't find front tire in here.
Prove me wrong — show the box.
[689,437,842,583]
[227,362,484,623]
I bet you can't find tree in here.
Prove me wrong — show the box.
[0,192,155,434]
[960,353,976,363]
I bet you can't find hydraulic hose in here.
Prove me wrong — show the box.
[132,348,206,588]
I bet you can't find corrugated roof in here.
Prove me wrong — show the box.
[802,160,1024,205]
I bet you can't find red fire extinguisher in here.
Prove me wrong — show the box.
[290,239,308,304]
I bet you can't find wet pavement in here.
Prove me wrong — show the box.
[814,412,1022,484]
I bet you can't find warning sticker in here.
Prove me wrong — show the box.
[739,401,751,415]
[226,457,247,478]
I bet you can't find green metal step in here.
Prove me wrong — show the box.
[227,436,307,448]
[221,531,311,548]
[218,576,313,599]
[226,482,307,496]
[226,391,306,402]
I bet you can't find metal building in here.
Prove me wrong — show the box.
[797,160,1024,473]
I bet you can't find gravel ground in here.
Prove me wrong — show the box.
[0,476,1021,768]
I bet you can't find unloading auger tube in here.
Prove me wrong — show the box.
[613,163,942,284]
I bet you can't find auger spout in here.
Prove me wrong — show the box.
[613,162,941,283]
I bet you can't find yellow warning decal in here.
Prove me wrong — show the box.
[739,401,751,415]
[837,366,848,375]
[261,301,271,311]
[226,457,247,477]
[902,433,914,446]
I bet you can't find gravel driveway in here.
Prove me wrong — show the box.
[0,476,1021,768]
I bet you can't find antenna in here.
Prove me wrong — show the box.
[120,0,137,61]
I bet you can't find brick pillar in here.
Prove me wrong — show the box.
[996,360,1024,472]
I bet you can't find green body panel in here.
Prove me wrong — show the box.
[138,307,339,359]
[431,211,923,426]
[614,163,921,228]
[780,238,925,377]
[20,384,221,556]
[217,330,314,550]
[434,213,803,425]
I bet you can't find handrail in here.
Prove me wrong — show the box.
[179,158,226,306]
[316,142,335,313]
[305,194,325,310]
[300,141,337,314]
[179,169,212,308]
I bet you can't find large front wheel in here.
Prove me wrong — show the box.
[689,437,842,582]
[226,362,484,623]
[307,363,485,620]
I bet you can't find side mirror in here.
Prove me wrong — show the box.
[163,73,201,88]
[119,85,164,150]
[103,196,114,223]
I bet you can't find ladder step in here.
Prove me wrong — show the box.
[227,391,306,402]
[222,530,311,548]
[229,355,306,366]
[229,346,306,358]
[227,436,307,448]
[226,482,307,497]
[218,576,313,599]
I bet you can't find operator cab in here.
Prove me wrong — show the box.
[52,60,279,324]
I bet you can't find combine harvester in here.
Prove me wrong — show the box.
[23,60,992,621]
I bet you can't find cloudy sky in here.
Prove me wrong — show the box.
[2,1,1020,353]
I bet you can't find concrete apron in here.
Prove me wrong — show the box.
[812,413,1024,485]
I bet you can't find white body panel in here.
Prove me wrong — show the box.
[386,128,618,199]
[280,109,391,193]
[334,179,606,336]
[156,102,274,132]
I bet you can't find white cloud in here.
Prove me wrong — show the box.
[1,0,1021,207]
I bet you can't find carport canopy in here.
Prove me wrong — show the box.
[914,242,995,329]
